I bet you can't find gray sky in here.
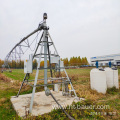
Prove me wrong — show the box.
[0,0,120,61]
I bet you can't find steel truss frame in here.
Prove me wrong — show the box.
[2,23,43,71]
[4,14,77,114]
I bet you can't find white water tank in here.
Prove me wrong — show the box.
[90,68,107,94]
[104,67,119,89]
[113,68,119,89]
[104,67,114,88]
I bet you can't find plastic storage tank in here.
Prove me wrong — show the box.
[90,68,107,94]
[104,67,119,89]
[104,67,114,88]
[113,67,119,89]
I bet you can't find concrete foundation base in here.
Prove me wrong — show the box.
[11,91,80,117]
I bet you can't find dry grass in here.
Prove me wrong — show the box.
[98,94,118,103]
[68,74,79,81]
[0,73,32,96]
[0,98,7,103]
[0,98,7,107]
[74,84,105,101]
[0,73,11,82]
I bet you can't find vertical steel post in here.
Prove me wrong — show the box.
[43,25,48,90]
[29,42,44,113]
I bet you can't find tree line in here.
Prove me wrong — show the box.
[0,56,89,68]
[61,56,89,66]
[0,59,37,69]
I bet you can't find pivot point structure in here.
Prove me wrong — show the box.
[14,13,77,116]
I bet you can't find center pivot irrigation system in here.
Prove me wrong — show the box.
[4,13,78,120]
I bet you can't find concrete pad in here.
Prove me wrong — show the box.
[11,91,79,117]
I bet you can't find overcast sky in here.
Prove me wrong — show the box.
[0,0,120,61]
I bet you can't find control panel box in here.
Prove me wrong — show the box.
[24,60,33,73]
[50,57,60,64]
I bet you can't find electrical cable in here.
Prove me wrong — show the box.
[50,92,75,120]
[23,73,30,87]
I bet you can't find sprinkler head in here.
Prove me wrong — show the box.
[43,13,47,20]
